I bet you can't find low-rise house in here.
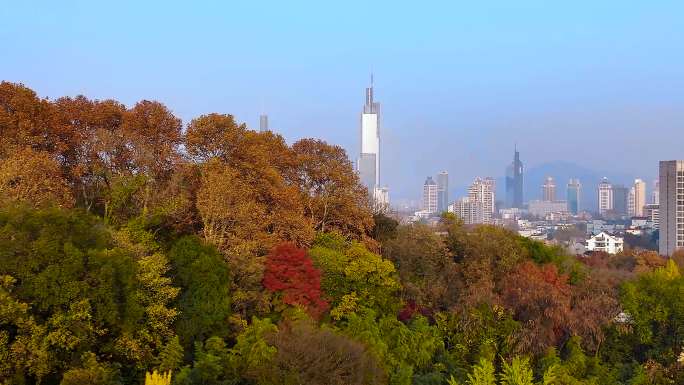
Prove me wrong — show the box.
[586,231,624,254]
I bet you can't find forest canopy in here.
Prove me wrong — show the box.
[0,81,683,385]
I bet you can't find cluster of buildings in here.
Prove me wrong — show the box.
[411,149,684,257]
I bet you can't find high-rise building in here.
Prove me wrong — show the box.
[567,178,581,215]
[422,176,438,214]
[469,177,495,224]
[628,179,646,217]
[259,114,269,132]
[598,178,613,216]
[505,148,524,208]
[437,171,449,213]
[358,76,381,196]
[644,203,660,230]
[541,176,556,202]
[448,197,484,225]
[612,185,629,216]
[652,180,660,205]
[659,160,684,256]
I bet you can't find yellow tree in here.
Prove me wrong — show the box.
[0,147,73,207]
[292,138,373,239]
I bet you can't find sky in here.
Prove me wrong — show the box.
[2,0,684,203]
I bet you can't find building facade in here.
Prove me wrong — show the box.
[598,178,613,216]
[437,171,449,214]
[612,185,629,216]
[358,77,380,197]
[422,176,438,214]
[628,179,646,217]
[659,160,684,256]
[505,148,524,208]
[542,176,556,202]
[586,232,624,254]
[528,200,568,218]
[259,114,269,132]
[567,178,581,215]
[469,177,496,224]
[448,197,484,225]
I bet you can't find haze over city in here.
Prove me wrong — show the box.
[3,1,684,202]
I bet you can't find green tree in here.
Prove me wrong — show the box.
[168,236,232,349]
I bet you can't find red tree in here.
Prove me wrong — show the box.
[263,242,328,316]
[501,261,572,353]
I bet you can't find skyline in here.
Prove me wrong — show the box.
[3,1,684,201]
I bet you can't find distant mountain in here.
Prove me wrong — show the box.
[495,161,636,213]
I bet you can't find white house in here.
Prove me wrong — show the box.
[586,232,624,254]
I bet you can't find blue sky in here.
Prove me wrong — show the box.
[2,1,683,202]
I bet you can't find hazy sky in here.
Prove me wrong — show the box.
[3,1,683,201]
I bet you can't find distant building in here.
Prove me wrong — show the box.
[598,178,613,216]
[469,177,496,223]
[358,76,381,199]
[586,232,624,254]
[528,200,568,218]
[652,180,660,205]
[541,176,556,202]
[567,178,581,215]
[448,197,484,225]
[437,171,449,214]
[612,184,629,216]
[644,203,660,230]
[373,186,390,212]
[628,179,646,217]
[259,114,269,132]
[505,148,524,208]
[659,160,684,256]
[422,177,438,214]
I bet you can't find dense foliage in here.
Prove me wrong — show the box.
[1,82,683,384]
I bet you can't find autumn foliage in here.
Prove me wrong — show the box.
[263,242,329,316]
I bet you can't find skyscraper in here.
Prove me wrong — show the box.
[422,176,438,214]
[628,179,646,217]
[505,148,524,208]
[567,179,581,215]
[659,160,684,256]
[541,176,556,202]
[358,76,380,196]
[598,178,613,216]
[259,114,269,132]
[652,180,660,205]
[469,177,496,224]
[437,171,449,213]
[612,185,629,216]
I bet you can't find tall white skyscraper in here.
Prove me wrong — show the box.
[659,160,684,256]
[422,177,438,214]
[358,76,380,195]
[598,177,614,216]
[652,180,660,205]
[468,177,496,224]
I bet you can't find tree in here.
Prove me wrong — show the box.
[262,242,328,317]
[620,260,684,365]
[0,147,73,207]
[144,370,171,385]
[501,262,572,354]
[383,224,458,311]
[0,206,177,382]
[292,138,373,238]
[60,352,121,385]
[168,236,232,348]
[309,233,400,316]
[263,319,386,385]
